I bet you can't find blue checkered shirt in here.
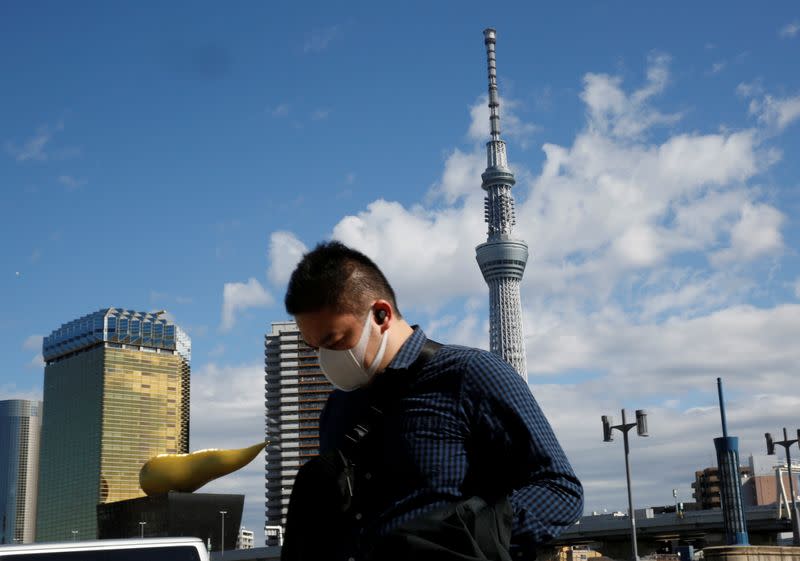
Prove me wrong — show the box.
[319,327,583,559]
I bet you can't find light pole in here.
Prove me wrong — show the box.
[672,489,679,517]
[139,521,147,539]
[602,409,649,561]
[766,428,800,545]
[219,510,227,557]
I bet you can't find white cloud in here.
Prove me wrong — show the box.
[331,197,486,310]
[794,279,800,299]
[779,21,800,38]
[5,121,64,162]
[468,95,540,147]
[270,104,289,118]
[207,344,225,357]
[316,54,780,316]
[303,25,343,53]
[736,80,764,98]
[525,304,800,386]
[188,361,265,532]
[57,175,87,190]
[710,202,784,266]
[0,383,42,402]
[267,231,308,286]
[27,354,45,369]
[749,94,800,132]
[22,336,45,370]
[426,148,485,205]
[22,334,43,351]
[580,53,681,139]
[190,362,264,447]
[709,61,726,75]
[311,108,330,121]
[220,278,273,331]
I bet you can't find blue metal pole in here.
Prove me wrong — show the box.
[717,377,728,438]
[714,378,748,545]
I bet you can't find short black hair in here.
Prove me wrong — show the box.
[285,241,401,317]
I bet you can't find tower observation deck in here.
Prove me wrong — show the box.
[475,28,529,379]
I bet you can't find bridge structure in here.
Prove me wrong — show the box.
[208,507,794,561]
[551,505,793,559]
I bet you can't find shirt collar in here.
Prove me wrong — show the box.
[386,325,427,371]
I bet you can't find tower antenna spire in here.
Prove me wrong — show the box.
[484,28,502,142]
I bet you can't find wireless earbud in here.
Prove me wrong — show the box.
[375,309,387,324]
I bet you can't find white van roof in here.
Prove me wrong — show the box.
[0,537,205,554]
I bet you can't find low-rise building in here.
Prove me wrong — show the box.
[237,527,254,550]
[691,466,751,509]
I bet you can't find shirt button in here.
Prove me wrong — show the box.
[355,512,362,520]
[364,472,372,480]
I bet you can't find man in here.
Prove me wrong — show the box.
[283,241,582,561]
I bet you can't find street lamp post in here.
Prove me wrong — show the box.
[602,409,649,561]
[220,510,227,557]
[672,489,679,518]
[765,428,800,545]
[139,521,146,539]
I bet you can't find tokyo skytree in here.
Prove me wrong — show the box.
[475,28,529,379]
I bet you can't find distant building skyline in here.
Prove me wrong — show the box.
[264,321,331,546]
[0,399,42,544]
[691,455,800,510]
[743,454,800,508]
[691,465,751,510]
[36,308,191,541]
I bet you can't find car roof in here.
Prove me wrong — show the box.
[0,537,204,553]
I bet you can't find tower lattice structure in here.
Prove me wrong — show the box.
[475,28,529,380]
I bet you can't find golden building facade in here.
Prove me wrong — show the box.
[36,309,190,542]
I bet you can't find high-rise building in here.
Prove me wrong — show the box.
[0,399,43,544]
[36,309,191,542]
[264,321,331,546]
[475,28,529,379]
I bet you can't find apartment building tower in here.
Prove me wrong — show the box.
[264,321,332,546]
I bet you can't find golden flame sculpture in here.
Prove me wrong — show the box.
[139,441,267,496]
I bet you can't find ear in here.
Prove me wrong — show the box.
[373,300,393,333]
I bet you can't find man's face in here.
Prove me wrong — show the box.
[295,305,381,357]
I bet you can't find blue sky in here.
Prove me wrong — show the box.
[3,1,800,543]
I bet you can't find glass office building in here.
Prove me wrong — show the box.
[264,321,332,546]
[0,399,43,544]
[35,309,191,542]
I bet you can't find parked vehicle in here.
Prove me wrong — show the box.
[0,537,209,560]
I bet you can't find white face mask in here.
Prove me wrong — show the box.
[318,308,389,391]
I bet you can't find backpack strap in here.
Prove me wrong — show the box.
[340,338,442,456]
